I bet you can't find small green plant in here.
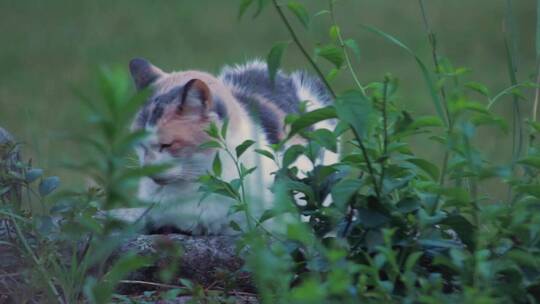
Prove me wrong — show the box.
[0,68,161,303]
[225,0,540,303]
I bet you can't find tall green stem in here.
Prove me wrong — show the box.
[351,128,381,199]
[378,78,389,193]
[224,147,253,230]
[271,0,336,99]
[418,0,454,212]
[329,0,366,96]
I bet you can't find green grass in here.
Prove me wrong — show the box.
[0,0,536,189]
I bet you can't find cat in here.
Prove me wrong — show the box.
[122,57,335,235]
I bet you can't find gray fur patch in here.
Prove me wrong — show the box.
[241,95,283,144]
[130,58,162,90]
[221,66,300,114]
[133,85,227,129]
[220,62,333,143]
[291,70,333,105]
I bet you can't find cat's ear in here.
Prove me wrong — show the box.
[179,79,213,116]
[129,58,165,90]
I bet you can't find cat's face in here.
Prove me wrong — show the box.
[129,58,219,185]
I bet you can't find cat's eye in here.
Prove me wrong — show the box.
[159,143,173,152]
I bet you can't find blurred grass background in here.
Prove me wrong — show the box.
[0,0,536,189]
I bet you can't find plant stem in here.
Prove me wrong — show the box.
[418,0,454,211]
[418,0,451,126]
[329,0,366,96]
[505,0,523,159]
[379,78,390,192]
[351,128,381,199]
[271,0,336,99]
[503,0,523,202]
[223,147,253,230]
[534,0,540,123]
[533,63,540,122]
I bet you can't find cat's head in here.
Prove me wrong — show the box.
[129,58,223,185]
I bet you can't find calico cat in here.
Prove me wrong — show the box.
[126,58,335,235]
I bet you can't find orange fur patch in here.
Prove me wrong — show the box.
[156,112,214,156]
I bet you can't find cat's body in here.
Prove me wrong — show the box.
[124,58,335,235]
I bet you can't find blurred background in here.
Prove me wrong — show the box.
[0,0,536,188]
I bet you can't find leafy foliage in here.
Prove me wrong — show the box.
[229,0,540,303]
[2,0,540,303]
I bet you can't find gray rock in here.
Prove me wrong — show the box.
[113,234,253,294]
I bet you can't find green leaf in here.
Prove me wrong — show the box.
[289,106,337,137]
[236,139,255,158]
[418,238,462,249]
[470,113,509,132]
[407,158,440,180]
[344,39,361,59]
[357,208,389,228]
[238,0,254,19]
[531,121,540,133]
[314,9,330,18]
[335,90,374,138]
[331,179,362,211]
[118,164,169,181]
[179,278,194,290]
[103,253,153,293]
[405,252,423,272]
[205,122,220,139]
[253,0,270,18]
[408,116,443,129]
[199,176,241,201]
[229,220,242,232]
[267,42,289,84]
[212,153,222,176]
[39,176,60,196]
[255,149,275,161]
[518,156,540,168]
[283,144,305,168]
[240,164,257,177]
[287,1,310,29]
[290,279,326,301]
[326,68,339,81]
[449,99,488,115]
[329,25,340,42]
[308,129,337,152]
[438,187,471,204]
[465,81,490,96]
[315,45,344,68]
[221,118,230,139]
[396,197,420,213]
[199,140,222,150]
[259,209,280,223]
[441,215,475,249]
[515,184,540,198]
[507,249,539,268]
